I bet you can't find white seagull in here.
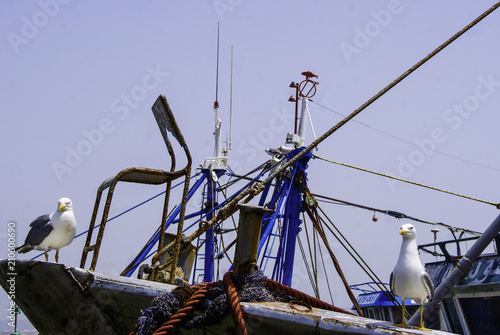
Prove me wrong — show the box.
[390,223,434,331]
[16,197,77,263]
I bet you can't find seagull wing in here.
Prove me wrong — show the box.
[390,271,396,296]
[29,214,51,228]
[25,214,54,246]
[421,270,435,298]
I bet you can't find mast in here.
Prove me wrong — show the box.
[228,45,233,152]
[213,22,222,165]
[287,71,318,147]
[198,23,229,282]
[204,22,230,170]
[258,72,318,286]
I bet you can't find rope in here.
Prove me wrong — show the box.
[314,202,411,319]
[223,271,248,335]
[313,193,482,236]
[303,204,364,316]
[187,1,500,245]
[152,282,218,335]
[131,269,358,334]
[314,154,500,209]
[309,99,500,174]
[265,278,355,315]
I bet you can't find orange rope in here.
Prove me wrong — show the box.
[131,271,356,334]
[152,282,218,335]
[223,271,248,335]
[266,278,355,315]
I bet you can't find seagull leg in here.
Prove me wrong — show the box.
[394,300,410,328]
[414,304,431,331]
[55,250,59,263]
[44,251,48,262]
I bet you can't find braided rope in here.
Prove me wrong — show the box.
[266,278,355,315]
[223,271,248,335]
[132,271,360,334]
[314,155,500,209]
[152,282,218,335]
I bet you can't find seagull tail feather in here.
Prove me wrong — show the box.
[16,245,34,253]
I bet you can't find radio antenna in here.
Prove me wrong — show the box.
[228,45,233,151]
[214,22,220,109]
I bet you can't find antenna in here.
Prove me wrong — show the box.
[211,22,223,168]
[204,23,229,170]
[228,45,233,152]
[214,22,220,109]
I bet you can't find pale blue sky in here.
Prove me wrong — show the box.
[1,1,500,330]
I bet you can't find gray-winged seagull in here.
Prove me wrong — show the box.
[16,197,77,263]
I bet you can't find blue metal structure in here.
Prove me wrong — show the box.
[199,168,225,283]
[257,147,312,285]
[122,72,319,289]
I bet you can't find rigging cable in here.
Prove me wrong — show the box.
[304,202,363,315]
[313,193,482,236]
[297,235,319,299]
[188,2,500,245]
[313,215,336,304]
[31,174,201,262]
[313,154,500,210]
[311,201,409,318]
[302,212,320,299]
[309,99,500,174]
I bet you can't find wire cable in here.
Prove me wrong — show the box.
[310,99,500,174]
[314,154,500,209]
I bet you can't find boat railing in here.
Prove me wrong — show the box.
[80,95,192,285]
[350,282,391,294]
[418,234,500,261]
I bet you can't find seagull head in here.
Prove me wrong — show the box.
[57,197,73,212]
[400,223,416,240]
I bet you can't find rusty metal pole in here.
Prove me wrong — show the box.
[233,205,273,276]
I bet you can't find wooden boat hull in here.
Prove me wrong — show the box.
[0,260,454,334]
[1,259,175,334]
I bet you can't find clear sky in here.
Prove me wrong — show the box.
[1,0,500,331]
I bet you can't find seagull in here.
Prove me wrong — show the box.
[16,197,77,263]
[390,223,434,331]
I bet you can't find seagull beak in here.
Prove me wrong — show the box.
[59,204,66,211]
[400,229,407,235]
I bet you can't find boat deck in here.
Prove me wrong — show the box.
[0,260,456,334]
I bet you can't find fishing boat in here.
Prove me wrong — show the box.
[3,4,500,334]
[1,86,456,335]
